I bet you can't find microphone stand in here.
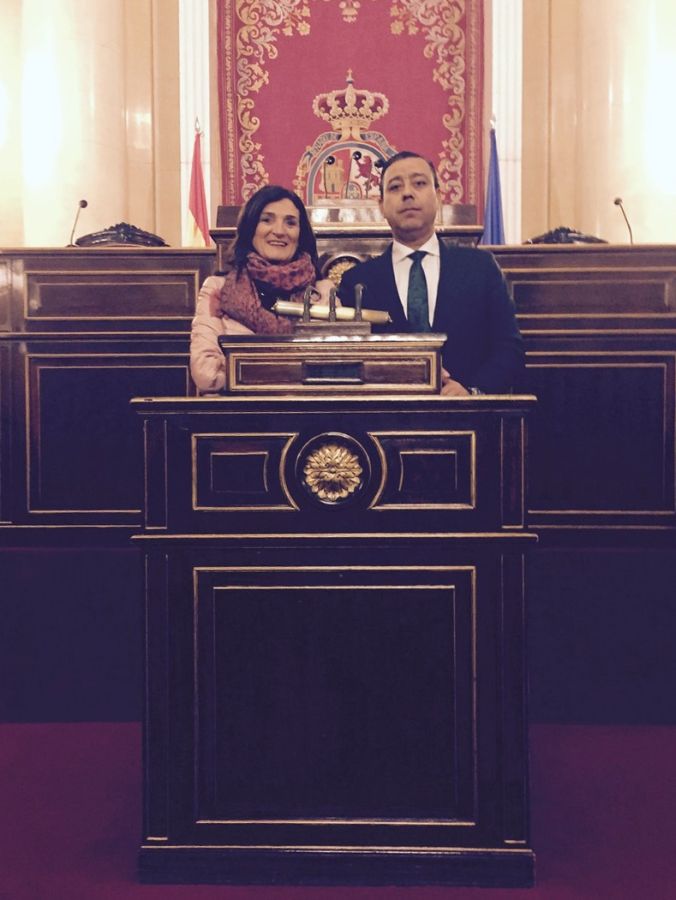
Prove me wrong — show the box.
[68,200,88,246]
[613,197,634,245]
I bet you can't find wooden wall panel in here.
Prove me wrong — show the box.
[0,341,10,524]
[3,243,676,733]
[194,566,475,825]
[0,247,213,532]
[494,245,676,542]
[24,349,190,521]
[3,242,676,544]
[24,271,198,321]
[526,352,673,522]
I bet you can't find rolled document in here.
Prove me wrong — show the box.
[273,300,391,324]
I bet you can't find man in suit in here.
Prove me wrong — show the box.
[338,151,524,395]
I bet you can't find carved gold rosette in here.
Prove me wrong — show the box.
[302,443,363,502]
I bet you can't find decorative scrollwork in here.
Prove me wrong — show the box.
[390,0,470,203]
[225,1,479,205]
[235,0,313,197]
[303,443,363,502]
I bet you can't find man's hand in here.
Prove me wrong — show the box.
[441,367,470,396]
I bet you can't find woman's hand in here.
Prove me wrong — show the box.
[312,279,340,306]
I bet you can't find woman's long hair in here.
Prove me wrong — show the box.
[219,185,319,276]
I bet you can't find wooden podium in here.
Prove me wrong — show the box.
[133,336,536,887]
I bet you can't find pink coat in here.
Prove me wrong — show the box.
[189,275,253,393]
[189,274,333,393]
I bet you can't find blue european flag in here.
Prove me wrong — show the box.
[480,128,505,245]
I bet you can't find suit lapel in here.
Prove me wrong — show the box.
[378,245,408,329]
[432,240,453,331]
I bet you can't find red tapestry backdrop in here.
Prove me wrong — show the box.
[217,1,485,210]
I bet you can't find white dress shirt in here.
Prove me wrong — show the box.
[391,233,441,327]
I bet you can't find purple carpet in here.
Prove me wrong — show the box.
[1,724,674,899]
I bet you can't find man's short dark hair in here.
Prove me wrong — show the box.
[379,151,440,198]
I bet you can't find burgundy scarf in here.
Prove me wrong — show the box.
[215,252,316,334]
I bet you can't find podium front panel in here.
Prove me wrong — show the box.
[134,395,536,887]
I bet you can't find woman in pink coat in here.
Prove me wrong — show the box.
[190,185,331,393]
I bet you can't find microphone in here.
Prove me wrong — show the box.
[68,199,88,246]
[613,197,634,245]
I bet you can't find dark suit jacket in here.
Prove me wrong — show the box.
[338,240,524,393]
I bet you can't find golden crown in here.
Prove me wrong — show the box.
[312,70,389,140]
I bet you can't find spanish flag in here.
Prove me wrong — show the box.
[188,127,210,247]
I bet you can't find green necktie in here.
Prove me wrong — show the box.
[406,250,430,332]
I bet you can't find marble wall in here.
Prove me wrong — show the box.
[0,0,180,247]
[3,2,676,247]
[523,0,676,244]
